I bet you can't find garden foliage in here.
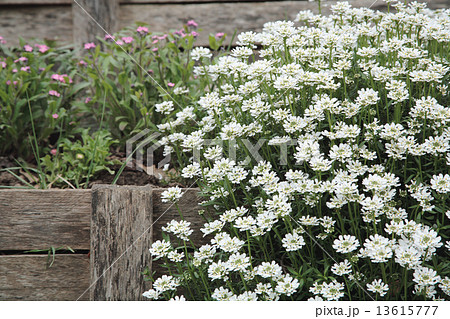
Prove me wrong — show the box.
[144,1,450,301]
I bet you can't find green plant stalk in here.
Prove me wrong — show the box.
[26,91,47,189]
[85,92,107,188]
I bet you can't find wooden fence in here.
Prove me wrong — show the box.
[0,185,202,301]
[0,0,447,48]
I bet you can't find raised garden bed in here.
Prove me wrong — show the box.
[0,185,202,301]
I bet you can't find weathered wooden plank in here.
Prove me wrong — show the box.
[0,254,89,301]
[0,189,91,251]
[152,188,206,246]
[0,1,447,47]
[0,0,238,4]
[118,0,448,46]
[0,5,72,46]
[0,0,69,4]
[72,0,118,47]
[90,184,153,301]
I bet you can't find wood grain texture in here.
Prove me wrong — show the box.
[0,254,90,301]
[118,0,449,46]
[0,5,73,46]
[0,0,238,4]
[72,0,119,47]
[0,1,448,47]
[0,189,91,251]
[152,188,206,246]
[90,184,153,301]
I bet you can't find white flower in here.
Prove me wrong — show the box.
[233,291,258,301]
[333,235,360,254]
[201,220,225,236]
[167,251,184,263]
[161,186,183,203]
[234,216,256,231]
[168,294,185,301]
[255,261,283,279]
[208,261,229,281]
[367,279,389,297]
[321,280,345,301]
[155,101,174,115]
[191,47,212,61]
[149,240,171,259]
[153,275,179,293]
[356,88,379,107]
[162,220,193,241]
[361,234,393,263]
[226,252,251,272]
[413,267,441,287]
[181,163,202,178]
[143,289,160,300]
[194,244,216,264]
[331,259,352,276]
[430,174,450,193]
[212,287,234,301]
[282,232,306,251]
[275,274,299,297]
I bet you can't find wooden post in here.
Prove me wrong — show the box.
[72,0,118,48]
[90,185,153,301]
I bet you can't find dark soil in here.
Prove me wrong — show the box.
[89,164,161,187]
[0,156,182,189]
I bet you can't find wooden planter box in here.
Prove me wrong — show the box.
[0,185,203,301]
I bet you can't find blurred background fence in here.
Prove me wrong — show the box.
[0,0,447,48]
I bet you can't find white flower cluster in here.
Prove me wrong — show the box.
[146,1,450,301]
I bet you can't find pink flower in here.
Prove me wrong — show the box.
[52,113,59,119]
[50,149,57,155]
[49,90,61,97]
[20,66,30,72]
[85,97,92,103]
[24,45,33,52]
[187,20,198,28]
[12,69,18,73]
[137,26,149,36]
[167,82,175,87]
[152,47,158,52]
[35,44,49,53]
[122,37,134,44]
[152,39,159,44]
[0,61,6,69]
[14,57,28,63]
[174,30,184,37]
[0,36,6,44]
[191,31,199,37]
[215,32,225,38]
[116,40,124,46]
[158,34,168,41]
[104,34,115,41]
[6,80,18,86]
[84,42,96,50]
[148,69,154,74]
[52,73,72,84]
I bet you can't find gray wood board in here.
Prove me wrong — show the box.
[0,254,90,301]
[0,189,91,251]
